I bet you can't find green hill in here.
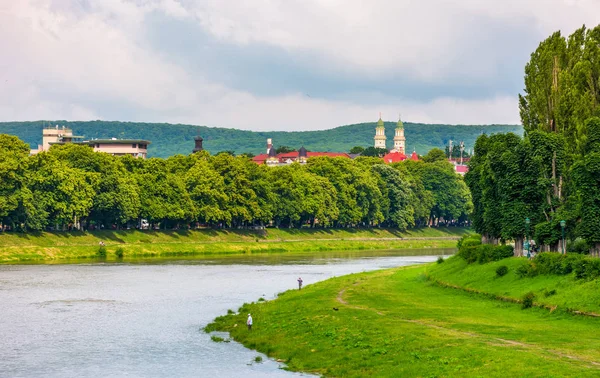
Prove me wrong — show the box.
[0,120,522,158]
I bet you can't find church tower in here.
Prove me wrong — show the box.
[374,114,386,149]
[392,115,406,154]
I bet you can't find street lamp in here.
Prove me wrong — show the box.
[560,220,566,255]
[525,218,531,258]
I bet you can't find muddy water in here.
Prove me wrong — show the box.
[0,249,451,377]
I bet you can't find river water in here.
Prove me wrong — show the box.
[0,249,451,378]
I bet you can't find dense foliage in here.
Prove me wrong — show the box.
[0,136,471,231]
[456,234,514,264]
[468,25,600,256]
[0,120,521,158]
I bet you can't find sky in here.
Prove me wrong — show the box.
[2,0,600,131]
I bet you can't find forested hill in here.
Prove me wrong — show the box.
[0,120,522,158]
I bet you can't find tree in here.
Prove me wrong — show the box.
[0,135,30,228]
[275,146,295,154]
[349,146,365,154]
[421,148,447,163]
[361,147,388,157]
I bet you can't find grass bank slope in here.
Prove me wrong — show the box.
[0,227,467,263]
[207,264,600,377]
[428,255,600,315]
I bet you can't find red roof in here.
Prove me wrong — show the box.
[411,151,419,161]
[252,153,269,164]
[306,152,349,158]
[455,165,469,174]
[252,150,350,164]
[382,151,408,163]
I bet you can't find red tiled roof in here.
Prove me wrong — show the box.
[306,152,350,158]
[455,165,469,173]
[411,151,419,161]
[382,151,408,163]
[252,153,269,163]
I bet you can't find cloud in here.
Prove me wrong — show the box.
[1,0,599,130]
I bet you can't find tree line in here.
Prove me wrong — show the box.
[467,24,600,255]
[0,136,471,232]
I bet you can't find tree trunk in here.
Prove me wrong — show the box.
[514,236,524,257]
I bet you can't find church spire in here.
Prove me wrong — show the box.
[374,113,386,149]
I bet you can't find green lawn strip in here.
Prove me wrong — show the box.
[0,227,468,247]
[206,265,600,377]
[0,238,457,263]
[427,256,600,315]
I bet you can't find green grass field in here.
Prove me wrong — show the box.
[427,255,600,315]
[0,227,467,263]
[206,263,600,377]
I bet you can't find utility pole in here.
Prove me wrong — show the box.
[448,140,453,160]
[460,141,464,165]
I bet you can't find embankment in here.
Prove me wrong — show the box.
[206,262,600,377]
[0,227,467,263]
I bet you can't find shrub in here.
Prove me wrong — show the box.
[437,256,445,264]
[115,247,124,259]
[574,257,600,280]
[458,242,514,264]
[568,238,590,254]
[543,289,557,297]
[211,335,225,343]
[227,309,234,315]
[254,356,263,363]
[97,246,107,258]
[516,261,537,278]
[496,265,508,277]
[258,297,265,302]
[457,233,482,249]
[534,253,585,276]
[521,292,536,309]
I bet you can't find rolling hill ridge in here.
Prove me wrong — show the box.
[0,120,522,158]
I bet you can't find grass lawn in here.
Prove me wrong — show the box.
[206,264,600,377]
[428,255,600,315]
[0,227,467,263]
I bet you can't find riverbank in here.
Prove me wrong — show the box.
[206,262,600,377]
[427,255,600,315]
[0,227,467,263]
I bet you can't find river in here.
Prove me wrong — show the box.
[0,249,452,377]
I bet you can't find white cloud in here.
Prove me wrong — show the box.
[0,0,597,130]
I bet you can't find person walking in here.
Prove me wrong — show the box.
[297,277,303,290]
[247,313,253,331]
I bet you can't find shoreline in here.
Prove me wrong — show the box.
[206,261,600,377]
[0,227,467,264]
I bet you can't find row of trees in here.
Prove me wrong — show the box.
[0,136,471,231]
[468,25,600,255]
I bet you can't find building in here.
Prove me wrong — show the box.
[252,139,350,165]
[30,126,85,155]
[392,116,406,153]
[87,138,150,159]
[30,125,150,159]
[192,135,204,153]
[374,115,386,149]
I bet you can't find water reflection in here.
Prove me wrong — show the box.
[0,249,452,377]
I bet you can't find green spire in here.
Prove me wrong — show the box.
[397,115,404,129]
[377,116,384,128]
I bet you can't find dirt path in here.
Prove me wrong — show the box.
[335,276,600,369]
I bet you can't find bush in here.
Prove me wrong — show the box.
[437,256,445,264]
[521,292,536,309]
[115,247,124,259]
[516,261,537,278]
[254,356,263,363]
[457,241,513,264]
[573,257,600,280]
[496,265,508,277]
[211,335,225,343]
[568,238,590,254]
[97,246,107,258]
[543,289,557,297]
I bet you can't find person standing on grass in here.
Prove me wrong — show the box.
[247,314,253,331]
[298,277,303,290]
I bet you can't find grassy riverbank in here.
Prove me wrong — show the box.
[428,255,600,315]
[0,227,467,263]
[206,263,600,377]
